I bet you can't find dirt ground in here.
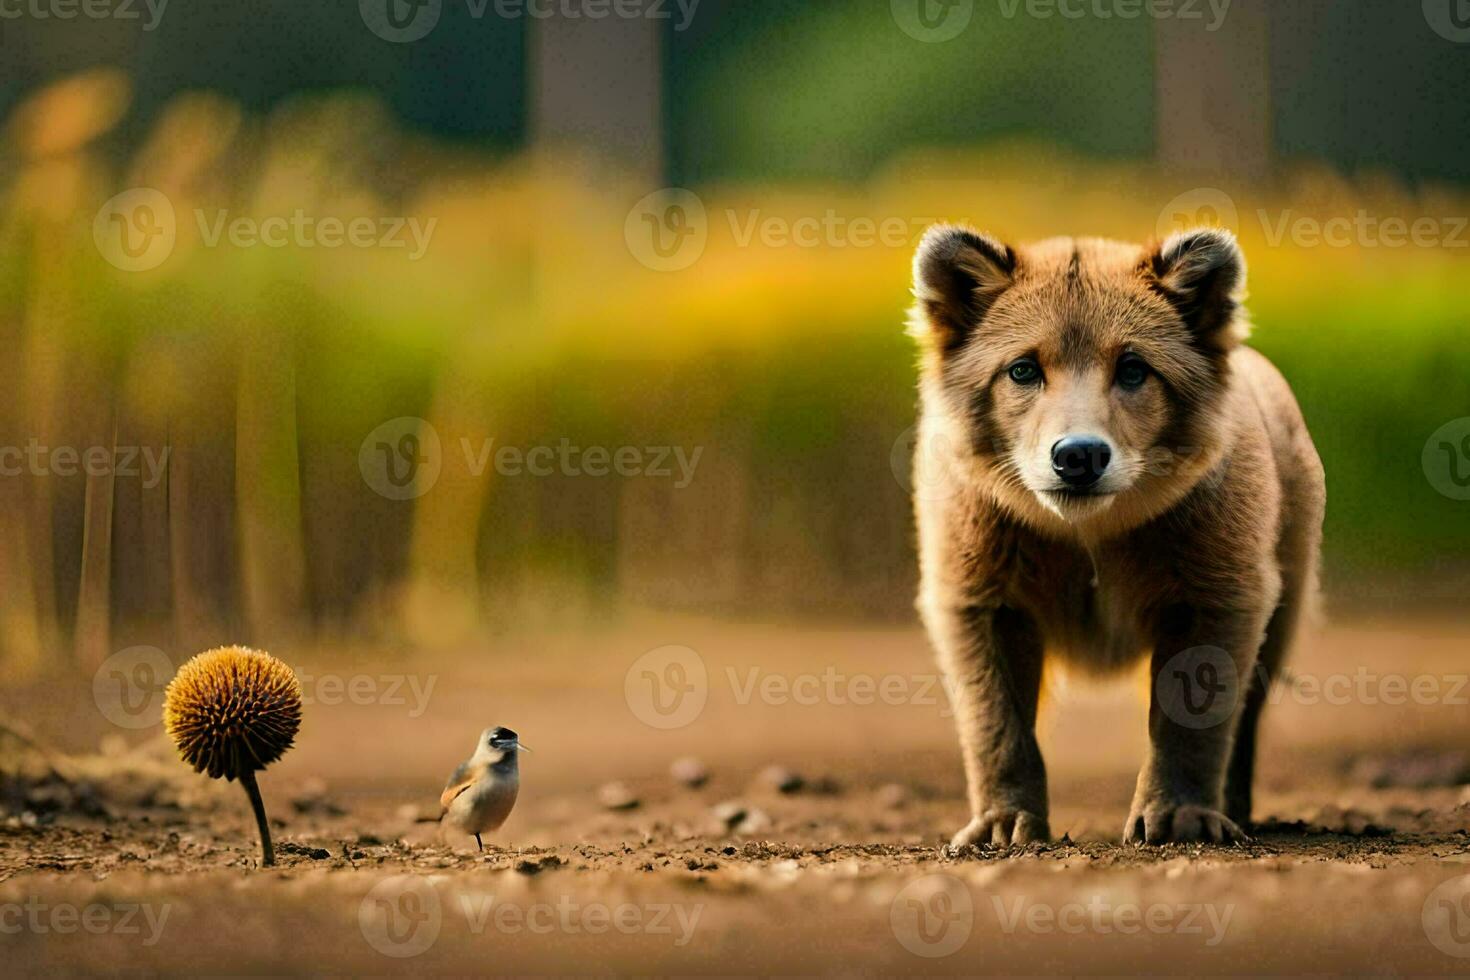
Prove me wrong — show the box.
[2,615,1469,974]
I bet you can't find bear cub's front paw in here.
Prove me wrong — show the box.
[1123,802,1248,845]
[950,808,1049,850]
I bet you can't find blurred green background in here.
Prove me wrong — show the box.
[1,0,1467,677]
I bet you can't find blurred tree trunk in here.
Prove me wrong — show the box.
[404,364,490,646]
[0,333,45,676]
[20,279,64,665]
[235,325,307,639]
[110,342,176,650]
[168,431,225,650]
[73,416,117,671]
[4,199,74,674]
[1155,0,1272,179]
[167,326,242,651]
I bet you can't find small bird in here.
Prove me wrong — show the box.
[440,726,527,851]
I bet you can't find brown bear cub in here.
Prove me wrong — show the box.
[908,226,1324,847]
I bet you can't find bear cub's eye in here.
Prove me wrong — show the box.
[1115,353,1150,391]
[1007,358,1043,385]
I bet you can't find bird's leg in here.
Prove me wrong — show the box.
[475,833,483,852]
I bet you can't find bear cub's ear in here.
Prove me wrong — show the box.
[910,225,1016,352]
[1146,227,1248,350]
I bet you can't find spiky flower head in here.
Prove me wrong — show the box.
[163,646,302,781]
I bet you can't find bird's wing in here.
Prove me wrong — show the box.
[440,761,479,809]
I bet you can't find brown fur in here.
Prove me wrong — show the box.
[909,226,1324,846]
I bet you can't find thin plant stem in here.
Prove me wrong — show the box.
[239,768,275,867]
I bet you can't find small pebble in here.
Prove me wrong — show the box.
[736,808,772,835]
[671,757,709,788]
[759,766,804,794]
[711,801,747,828]
[598,782,640,811]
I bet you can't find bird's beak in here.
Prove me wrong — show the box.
[517,743,532,752]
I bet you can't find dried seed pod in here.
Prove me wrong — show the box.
[163,646,302,866]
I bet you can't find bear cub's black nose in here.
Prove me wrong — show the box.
[1051,436,1112,488]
